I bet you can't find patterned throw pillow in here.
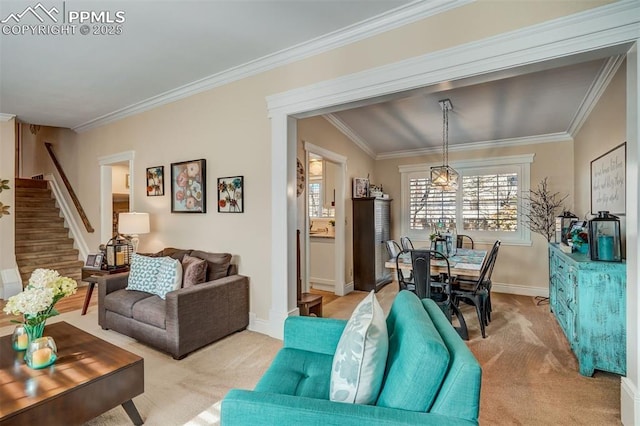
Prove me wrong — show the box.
[330,290,389,405]
[127,253,164,293]
[153,257,183,299]
[181,254,208,287]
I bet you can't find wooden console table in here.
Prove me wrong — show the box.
[81,267,128,315]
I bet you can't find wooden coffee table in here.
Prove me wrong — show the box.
[0,322,144,425]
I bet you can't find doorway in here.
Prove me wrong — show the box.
[98,151,135,244]
[304,142,347,296]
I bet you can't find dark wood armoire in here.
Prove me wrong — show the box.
[352,197,392,292]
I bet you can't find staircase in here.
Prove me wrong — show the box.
[14,179,83,285]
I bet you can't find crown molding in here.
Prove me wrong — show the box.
[568,54,626,137]
[267,0,640,117]
[0,114,16,122]
[72,0,473,133]
[322,114,376,159]
[376,133,572,160]
[398,153,535,173]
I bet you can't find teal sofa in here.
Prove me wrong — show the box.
[221,290,482,425]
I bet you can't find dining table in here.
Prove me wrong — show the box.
[385,247,487,279]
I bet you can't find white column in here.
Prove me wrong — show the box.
[621,41,640,426]
[269,113,299,339]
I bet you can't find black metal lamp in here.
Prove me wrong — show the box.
[105,235,131,269]
[588,211,622,262]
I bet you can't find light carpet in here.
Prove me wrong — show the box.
[1,291,623,425]
[0,309,282,426]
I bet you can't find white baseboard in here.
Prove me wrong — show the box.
[622,377,640,425]
[248,312,274,337]
[0,268,22,299]
[310,281,334,292]
[492,282,549,298]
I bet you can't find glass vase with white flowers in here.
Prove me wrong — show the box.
[3,268,77,348]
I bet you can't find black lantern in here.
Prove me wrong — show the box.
[588,211,622,262]
[105,235,132,269]
[556,211,578,244]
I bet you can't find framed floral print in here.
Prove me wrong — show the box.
[146,166,164,196]
[171,159,206,213]
[218,176,243,213]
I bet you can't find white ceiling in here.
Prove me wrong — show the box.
[0,1,627,158]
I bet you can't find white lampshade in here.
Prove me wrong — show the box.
[118,212,150,235]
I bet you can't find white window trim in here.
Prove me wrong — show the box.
[400,154,534,246]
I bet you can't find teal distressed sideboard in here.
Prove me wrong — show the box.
[548,243,626,376]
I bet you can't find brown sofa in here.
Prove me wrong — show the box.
[97,248,249,359]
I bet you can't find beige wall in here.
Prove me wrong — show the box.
[375,139,574,293]
[48,1,606,320]
[574,61,627,256]
[0,119,16,271]
[112,164,130,195]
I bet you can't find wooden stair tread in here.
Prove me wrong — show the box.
[14,179,83,289]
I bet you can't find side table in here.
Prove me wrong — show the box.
[81,267,129,315]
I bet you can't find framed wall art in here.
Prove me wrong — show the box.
[171,159,206,213]
[352,177,369,198]
[146,166,164,196]
[218,176,244,213]
[590,142,626,215]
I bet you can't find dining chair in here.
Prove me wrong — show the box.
[410,249,468,340]
[451,240,501,338]
[456,234,474,249]
[400,236,415,251]
[385,240,402,260]
[395,249,415,293]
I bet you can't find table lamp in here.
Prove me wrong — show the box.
[118,212,150,253]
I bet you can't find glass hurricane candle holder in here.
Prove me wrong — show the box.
[11,325,29,351]
[25,336,57,369]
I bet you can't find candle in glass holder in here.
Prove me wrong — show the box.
[16,334,28,350]
[31,347,52,368]
[25,336,57,369]
[12,326,29,351]
[116,251,125,265]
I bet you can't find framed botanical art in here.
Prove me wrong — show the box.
[146,166,164,196]
[218,176,244,213]
[171,159,206,213]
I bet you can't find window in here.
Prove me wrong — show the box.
[462,173,518,232]
[400,155,533,245]
[308,182,322,218]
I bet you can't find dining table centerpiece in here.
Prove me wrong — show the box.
[3,268,77,355]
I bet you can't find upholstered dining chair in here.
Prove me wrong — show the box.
[457,234,474,249]
[452,240,501,338]
[400,236,415,251]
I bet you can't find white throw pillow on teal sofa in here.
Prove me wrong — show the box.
[330,290,388,404]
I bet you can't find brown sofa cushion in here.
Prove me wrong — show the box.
[105,289,154,318]
[190,250,232,281]
[132,296,166,329]
[182,254,208,287]
[161,248,192,261]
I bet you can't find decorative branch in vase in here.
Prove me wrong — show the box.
[522,177,568,242]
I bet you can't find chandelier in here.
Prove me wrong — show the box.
[430,98,459,190]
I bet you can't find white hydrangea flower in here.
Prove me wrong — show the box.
[3,287,54,317]
[3,269,78,322]
[28,268,60,289]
